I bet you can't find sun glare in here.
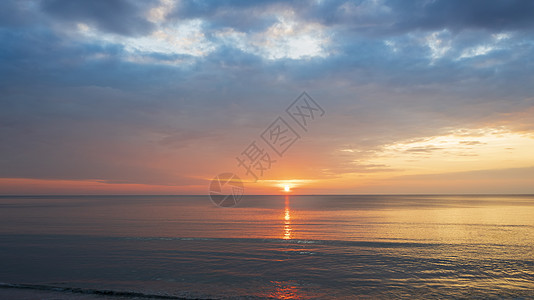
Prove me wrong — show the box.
[284,185,291,192]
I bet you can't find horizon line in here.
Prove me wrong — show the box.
[2,193,534,197]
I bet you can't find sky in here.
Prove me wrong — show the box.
[1,0,534,195]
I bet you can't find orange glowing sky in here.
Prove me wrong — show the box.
[1,1,534,195]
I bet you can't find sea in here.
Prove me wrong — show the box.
[1,195,533,299]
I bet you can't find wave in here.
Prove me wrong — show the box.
[6,233,525,248]
[118,236,441,248]
[0,282,214,299]
[3,233,438,248]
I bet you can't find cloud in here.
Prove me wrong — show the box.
[382,166,534,194]
[404,146,444,154]
[41,0,156,36]
[296,0,534,35]
[459,140,485,146]
[167,0,289,32]
[390,0,534,33]
[1,0,534,193]
[0,1,40,28]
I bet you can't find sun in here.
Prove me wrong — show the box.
[284,185,291,192]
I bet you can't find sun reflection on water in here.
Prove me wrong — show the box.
[283,195,292,240]
[269,281,300,299]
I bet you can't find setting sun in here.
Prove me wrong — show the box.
[284,185,291,192]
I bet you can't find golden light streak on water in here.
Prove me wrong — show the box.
[283,195,292,240]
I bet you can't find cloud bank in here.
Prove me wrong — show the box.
[1,0,533,194]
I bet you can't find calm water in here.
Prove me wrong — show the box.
[0,195,533,299]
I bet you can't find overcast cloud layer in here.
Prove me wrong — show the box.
[1,0,534,194]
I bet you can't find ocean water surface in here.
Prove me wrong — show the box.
[0,195,533,299]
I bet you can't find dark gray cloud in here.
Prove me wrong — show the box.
[390,0,534,33]
[0,1,40,28]
[169,0,289,32]
[41,0,156,36]
[165,0,534,36]
[299,0,534,36]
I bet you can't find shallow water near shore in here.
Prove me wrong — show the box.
[1,195,533,299]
